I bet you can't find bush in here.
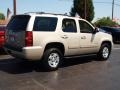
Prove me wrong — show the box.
[0,13,5,20]
[94,17,119,27]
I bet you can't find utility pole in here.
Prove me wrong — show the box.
[85,0,87,19]
[112,0,114,20]
[13,0,16,15]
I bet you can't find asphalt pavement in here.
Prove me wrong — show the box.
[0,44,120,90]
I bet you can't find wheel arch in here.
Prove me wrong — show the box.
[101,41,112,50]
[44,42,65,55]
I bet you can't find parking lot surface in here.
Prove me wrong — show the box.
[0,45,120,90]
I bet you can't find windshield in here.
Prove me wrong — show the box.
[7,15,30,31]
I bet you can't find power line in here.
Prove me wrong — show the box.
[115,0,120,2]
[94,1,120,7]
[115,3,120,6]
[94,2,112,4]
[93,1,120,19]
[115,0,120,7]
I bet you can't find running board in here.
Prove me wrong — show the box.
[64,54,97,59]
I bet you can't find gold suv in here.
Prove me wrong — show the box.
[4,12,113,71]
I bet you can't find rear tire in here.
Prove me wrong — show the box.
[97,43,111,61]
[42,48,63,71]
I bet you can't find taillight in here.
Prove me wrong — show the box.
[0,31,5,36]
[25,31,33,47]
[0,31,5,47]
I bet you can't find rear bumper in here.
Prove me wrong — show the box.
[4,46,44,61]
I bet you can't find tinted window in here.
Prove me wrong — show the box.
[62,19,77,33]
[79,20,93,33]
[33,17,58,31]
[113,28,120,32]
[100,27,111,32]
[7,15,30,30]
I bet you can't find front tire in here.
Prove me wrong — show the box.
[97,43,111,61]
[42,48,63,71]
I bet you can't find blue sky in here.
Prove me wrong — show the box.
[0,0,120,21]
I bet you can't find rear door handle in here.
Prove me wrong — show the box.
[61,35,68,39]
[81,36,86,39]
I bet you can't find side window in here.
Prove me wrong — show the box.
[62,19,77,33]
[33,17,58,31]
[79,20,94,33]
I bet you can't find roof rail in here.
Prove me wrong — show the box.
[24,12,70,17]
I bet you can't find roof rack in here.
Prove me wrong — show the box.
[24,12,70,17]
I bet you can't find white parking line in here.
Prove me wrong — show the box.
[113,48,120,50]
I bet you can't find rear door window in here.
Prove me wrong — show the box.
[62,19,77,33]
[33,17,58,31]
[7,15,30,31]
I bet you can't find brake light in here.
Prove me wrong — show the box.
[25,31,33,47]
[0,31,5,47]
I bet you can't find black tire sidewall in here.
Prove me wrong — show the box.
[98,43,111,60]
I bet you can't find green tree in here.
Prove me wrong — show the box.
[94,17,119,27]
[70,0,94,22]
[0,12,5,20]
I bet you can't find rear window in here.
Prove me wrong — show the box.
[33,17,58,31]
[7,15,30,30]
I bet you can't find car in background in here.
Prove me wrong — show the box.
[100,26,120,43]
[0,25,5,48]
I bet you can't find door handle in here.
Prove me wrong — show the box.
[81,36,86,39]
[61,35,68,39]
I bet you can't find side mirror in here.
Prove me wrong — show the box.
[93,27,99,34]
